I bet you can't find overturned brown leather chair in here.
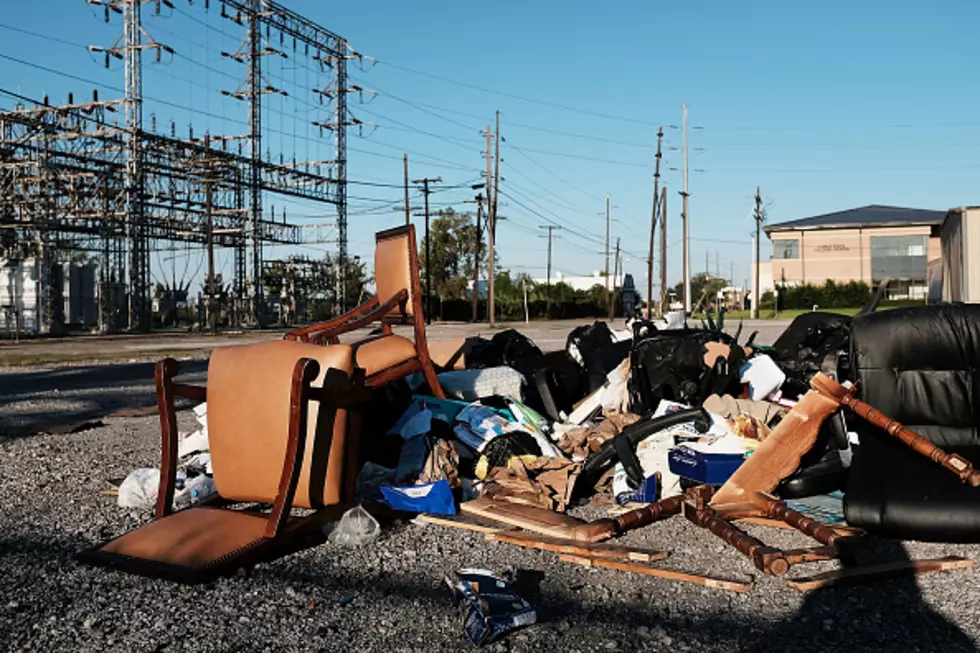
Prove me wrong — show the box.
[285,224,445,398]
[77,339,369,584]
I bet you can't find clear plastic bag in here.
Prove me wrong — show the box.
[117,468,160,509]
[326,505,380,546]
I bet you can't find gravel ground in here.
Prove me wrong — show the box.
[2,411,980,652]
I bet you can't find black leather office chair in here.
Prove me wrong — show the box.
[844,304,980,542]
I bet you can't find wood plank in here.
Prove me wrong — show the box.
[785,556,975,591]
[417,514,504,535]
[486,530,668,563]
[461,497,584,539]
[559,554,753,593]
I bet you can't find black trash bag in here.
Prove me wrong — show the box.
[491,329,543,366]
[566,321,616,365]
[628,328,745,413]
[508,351,586,421]
[464,337,504,369]
[769,312,852,398]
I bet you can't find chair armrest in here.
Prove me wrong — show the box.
[296,290,410,344]
[285,297,382,343]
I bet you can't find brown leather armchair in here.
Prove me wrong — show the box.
[285,224,446,398]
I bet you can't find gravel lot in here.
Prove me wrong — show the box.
[2,319,979,652]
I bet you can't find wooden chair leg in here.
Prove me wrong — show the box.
[419,356,446,399]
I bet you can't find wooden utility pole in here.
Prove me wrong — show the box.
[647,128,663,319]
[492,110,501,238]
[472,194,483,322]
[412,176,442,325]
[659,186,668,315]
[610,237,620,319]
[605,193,611,307]
[202,134,218,334]
[752,186,765,319]
[484,125,496,327]
[539,225,561,288]
[681,103,691,314]
[403,153,410,225]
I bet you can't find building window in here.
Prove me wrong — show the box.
[773,239,799,259]
[870,235,927,299]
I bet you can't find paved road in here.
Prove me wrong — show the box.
[0,318,791,436]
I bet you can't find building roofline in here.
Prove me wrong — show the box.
[764,204,945,235]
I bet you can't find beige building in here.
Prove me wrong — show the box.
[764,205,944,300]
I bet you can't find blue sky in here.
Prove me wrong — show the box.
[2,0,978,294]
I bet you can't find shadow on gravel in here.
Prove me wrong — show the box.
[742,539,975,653]
[2,528,976,652]
[0,359,207,438]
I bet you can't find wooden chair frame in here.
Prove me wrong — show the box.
[77,356,372,584]
[285,225,445,398]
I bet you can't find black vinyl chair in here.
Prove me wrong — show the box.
[844,304,980,542]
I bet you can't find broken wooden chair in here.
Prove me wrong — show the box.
[77,339,370,584]
[285,224,445,398]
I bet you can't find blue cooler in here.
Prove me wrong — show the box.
[668,446,748,485]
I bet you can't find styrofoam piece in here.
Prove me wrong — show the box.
[739,355,786,401]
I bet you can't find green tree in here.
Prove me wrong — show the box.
[418,208,494,302]
[672,273,727,311]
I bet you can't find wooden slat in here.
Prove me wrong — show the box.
[785,556,975,591]
[417,514,504,535]
[559,554,753,593]
[487,530,668,563]
[460,497,584,539]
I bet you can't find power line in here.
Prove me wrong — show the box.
[374,58,662,126]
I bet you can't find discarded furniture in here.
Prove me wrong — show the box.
[844,304,980,541]
[285,224,445,398]
[77,340,369,584]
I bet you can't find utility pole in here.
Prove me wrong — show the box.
[610,237,620,319]
[659,186,668,315]
[752,186,765,319]
[403,153,410,225]
[484,124,497,328]
[605,193,611,307]
[539,225,561,288]
[412,176,442,325]
[492,110,501,240]
[472,193,483,322]
[647,127,663,319]
[204,135,216,335]
[681,103,691,315]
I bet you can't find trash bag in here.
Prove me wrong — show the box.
[628,328,745,413]
[117,468,160,509]
[769,312,852,398]
[327,505,381,546]
[566,321,615,366]
[491,329,543,366]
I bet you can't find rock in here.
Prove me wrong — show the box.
[636,625,650,638]
[285,586,298,598]
[82,617,95,630]
[603,640,619,650]
[557,620,572,633]
[7,601,20,610]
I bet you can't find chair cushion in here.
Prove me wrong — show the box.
[98,507,269,570]
[845,436,980,541]
[351,334,419,377]
[208,340,354,509]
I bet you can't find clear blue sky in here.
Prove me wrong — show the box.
[2,0,978,294]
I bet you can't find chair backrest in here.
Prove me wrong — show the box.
[851,304,980,448]
[207,339,356,509]
[374,224,421,322]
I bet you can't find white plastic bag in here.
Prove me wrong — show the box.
[117,468,160,509]
[326,505,380,546]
